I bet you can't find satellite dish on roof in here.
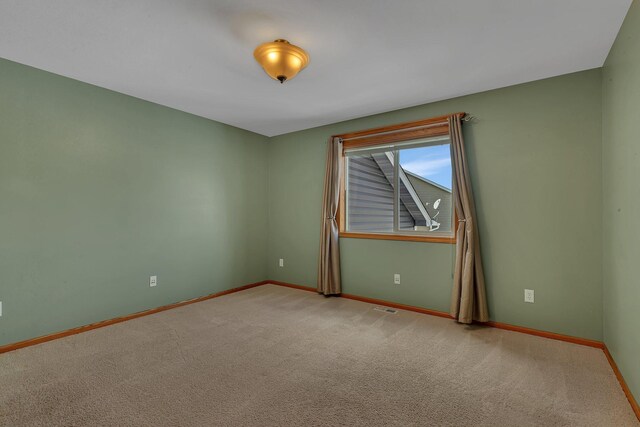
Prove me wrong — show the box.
[433,199,441,209]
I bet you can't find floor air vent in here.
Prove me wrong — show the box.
[373,306,398,314]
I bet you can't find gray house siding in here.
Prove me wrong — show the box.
[370,153,428,227]
[346,155,414,231]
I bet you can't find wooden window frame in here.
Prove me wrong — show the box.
[335,113,464,244]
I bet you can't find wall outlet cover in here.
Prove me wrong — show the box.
[279,258,284,267]
[524,289,534,303]
[394,274,401,285]
[150,275,157,287]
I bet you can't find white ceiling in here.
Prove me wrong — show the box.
[0,0,632,136]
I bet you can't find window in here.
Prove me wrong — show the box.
[337,115,458,243]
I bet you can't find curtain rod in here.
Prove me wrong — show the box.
[335,112,473,141]
[341,121,445,142]
[338,113,475,142]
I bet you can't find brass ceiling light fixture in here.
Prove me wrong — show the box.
[253,39,309,83]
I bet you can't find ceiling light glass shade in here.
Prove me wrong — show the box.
[253,39,309,83]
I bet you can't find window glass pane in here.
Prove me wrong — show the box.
[346,151,396,232]
[398,143,453,233]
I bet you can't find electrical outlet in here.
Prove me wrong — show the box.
[0,301,2,317]
[524,289,534,303]
[279,258,284,267]
[394,274,401,285]
[150,275,157,287]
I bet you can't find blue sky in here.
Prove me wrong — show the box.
[399,143,452,190]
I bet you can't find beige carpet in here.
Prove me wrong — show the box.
[0,284,637,426]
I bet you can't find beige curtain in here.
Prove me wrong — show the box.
[317,137,344,295]
[449,115,489,323]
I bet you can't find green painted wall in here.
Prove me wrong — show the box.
[0,58,269,346]
[268,70,604,340]
[602,0,640,404]
[0,48,615,349]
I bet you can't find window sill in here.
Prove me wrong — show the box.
[339,231,455,244]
